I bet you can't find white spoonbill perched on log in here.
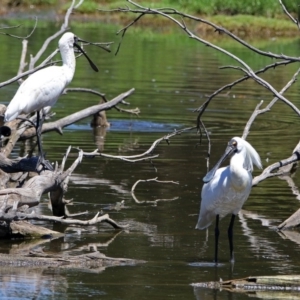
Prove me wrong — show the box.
[4,32,98,170]
[196,137,262,263]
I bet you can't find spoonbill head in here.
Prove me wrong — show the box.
[4,32,98,171]
[196,137,262,263]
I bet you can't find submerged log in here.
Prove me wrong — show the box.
[192,275,300,291]
[10,220,63,239]
[0,250,145,270]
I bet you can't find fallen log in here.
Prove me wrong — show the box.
[0,250,145,270]
[192,275,300,291]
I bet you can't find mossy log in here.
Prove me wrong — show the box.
[192,275,300,291]
[0,250,145,270]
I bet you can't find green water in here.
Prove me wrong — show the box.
[0,20,300,299]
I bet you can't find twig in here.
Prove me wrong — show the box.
[115,12,145,55]
[0,210,127,229]
[253,142,300,186]
[77,126,196,163]
[17,40,28,78]
[80,149,159,163]
[112,1,300,61]
[64,88,140,115]
[20,88,136,138]
[0,17,37,39]
[242,67,300,139]
[29,0,82,69]
[108,2,300,119]
[278,0,300,29]
[195,60,294,120]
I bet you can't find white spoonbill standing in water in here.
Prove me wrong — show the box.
[196,137,262,263]
[4,32,98,170]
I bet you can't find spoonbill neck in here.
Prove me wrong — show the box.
[60,44,76,83]
[229,152,251,190]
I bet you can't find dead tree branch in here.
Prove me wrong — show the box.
[0,18,37,39]
[79,126,196,163]
[253,141,300,186]
[64,87,140,115]
[106,0,300,61]
[242,67,300,139]
[29,0,82,69]
[195,60,294,124]
[3,88,135,141]
[107,1,300,187]
[278,0,300,29]
[3,211,127,230]
[103,1,300,119]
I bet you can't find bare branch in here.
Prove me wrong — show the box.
[195,60,294,119]
[78,127,196,163]
[242,100,264,140]
[0,17,37,39]
[0,49,60,89]
[253,141,300,185]
[19,88,136,139]
[0,25,21,30]
[64,88,140,115]
[115,0,300,62]
[108,2,300,119]
[242,67,300,139]
[78,40,113,53]
[17,40,28,78]
[10,211,128,229]
[29,0,83,69]
[278,0,299,28]
[115,12,145,55]
[80,149,159,163]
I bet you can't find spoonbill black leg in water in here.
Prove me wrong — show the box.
[195,137,262,263]
[4,32,98,171]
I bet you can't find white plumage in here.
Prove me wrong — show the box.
[5,32,78,122]
[196,137,262,262]
[4,32,98,170]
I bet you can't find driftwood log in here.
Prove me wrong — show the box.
[192,275,300,292]
[0,248,145,270]
[0,89,136,238]
[0,144,128,238]
[0,222,143,271]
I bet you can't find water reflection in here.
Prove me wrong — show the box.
[193,284,300,300]
[0,268,68,300]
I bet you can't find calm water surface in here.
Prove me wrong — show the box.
[0,21,300,300]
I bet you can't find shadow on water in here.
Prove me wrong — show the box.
[1,21,300,299]
[67,119,182,133]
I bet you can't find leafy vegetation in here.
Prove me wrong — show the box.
[165,0,299,17]
[20,0,56,5]
[3,0,300,38]
[11,0,300,17]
